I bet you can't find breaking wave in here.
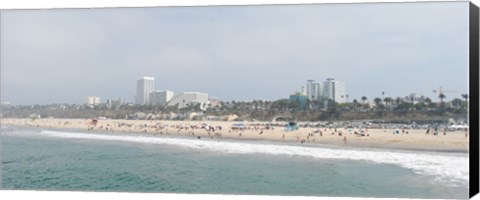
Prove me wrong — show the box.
[37,130,468,186]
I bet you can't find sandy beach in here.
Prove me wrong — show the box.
[1,118,470,152]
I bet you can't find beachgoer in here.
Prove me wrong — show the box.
[343,136,347,144]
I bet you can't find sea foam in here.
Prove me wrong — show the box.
[38,130,468,185]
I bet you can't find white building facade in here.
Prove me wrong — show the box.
[150,90,174,105]
[167,92,209,110]
[305,80,324,101]
[313,82,323,101]
[86,96,101,106]
[135,76,155,105]
[106,98,124,109]
[306,80,315,100]
[323,78,346,103]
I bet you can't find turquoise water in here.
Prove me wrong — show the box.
[0,127,469,198]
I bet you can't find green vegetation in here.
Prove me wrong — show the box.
[1,94,469,123]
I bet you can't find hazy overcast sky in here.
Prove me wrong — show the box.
[0,2,469,105]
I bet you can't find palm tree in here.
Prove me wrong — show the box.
[373,97,382,109]
[361,96,369,110]
[439,93,446,103]
[424,97,435,110]
[383,97,393,110]
[361,96,367,104]
[438,93,446,109]
[395,97,403,105]
[451,98,463,110]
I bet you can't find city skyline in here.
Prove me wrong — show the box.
[1,2,469,105]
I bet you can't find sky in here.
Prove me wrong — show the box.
[0,2,470,105]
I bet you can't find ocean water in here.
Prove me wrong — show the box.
[0,126,469,199]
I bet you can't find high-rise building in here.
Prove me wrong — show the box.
[150,90,174,105]
[323,78,346,103]
[313,82,323,101]
[135,76,155,105]
[306,80,315,100]
[305,80,323,101]
[167,92,209,110]
[85,96,101,106]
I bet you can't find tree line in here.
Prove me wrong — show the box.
[1,94,468,122]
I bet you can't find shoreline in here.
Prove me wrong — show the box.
[1,118,470,153]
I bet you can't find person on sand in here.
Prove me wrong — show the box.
[343,136,347,144]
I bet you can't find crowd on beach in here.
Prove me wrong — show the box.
[4,118,469,151]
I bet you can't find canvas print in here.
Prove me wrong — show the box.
[0,2,472,199]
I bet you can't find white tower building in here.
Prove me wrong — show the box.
[306,80,324,101]
[135,76,155,105]
[323,78,346,103]
[306,80,315,100]
[313,82,323,101]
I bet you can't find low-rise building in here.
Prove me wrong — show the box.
[106,98,124,109]
[289,92,308,110]
[167,92,209,110]
[150,90,174,105]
